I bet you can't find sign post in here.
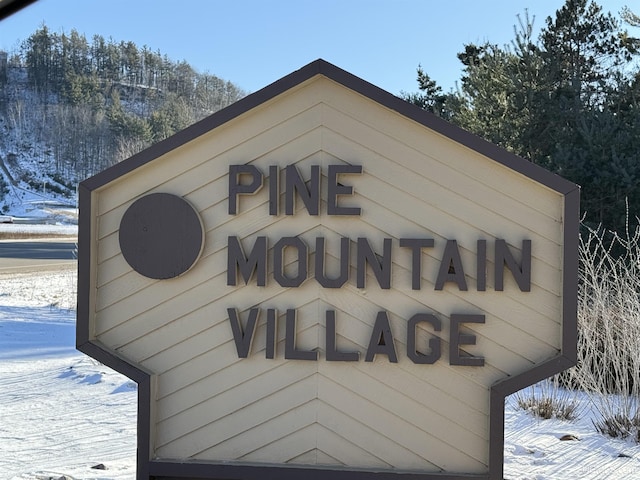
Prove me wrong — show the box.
[77,59,579,480]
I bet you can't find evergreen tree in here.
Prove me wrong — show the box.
[3,23,246,187]
[404,0,640,233]
[23,24,55,91]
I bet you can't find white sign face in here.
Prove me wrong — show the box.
[77,60,579,480]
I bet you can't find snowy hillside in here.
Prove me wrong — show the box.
[0,151,78,224]
[1,264,639,479]
[0,67,77,219]
[0,29,247,219]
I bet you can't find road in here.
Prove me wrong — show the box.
[0,240,77,273]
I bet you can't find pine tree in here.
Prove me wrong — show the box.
[404,0,640,232]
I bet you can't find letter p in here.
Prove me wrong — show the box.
[229,165,263,214]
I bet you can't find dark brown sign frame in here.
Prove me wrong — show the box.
[77,59,579,480]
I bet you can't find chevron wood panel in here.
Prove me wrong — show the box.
[88,74,567,475]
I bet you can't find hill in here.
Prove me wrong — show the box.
[0,25,246,219]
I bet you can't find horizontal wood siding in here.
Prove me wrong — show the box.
[91,76,565,474]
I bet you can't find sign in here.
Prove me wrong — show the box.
[77,59,579,480]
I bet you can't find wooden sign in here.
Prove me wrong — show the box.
[77,59,579,480]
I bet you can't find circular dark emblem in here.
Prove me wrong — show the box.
[119,193,204,279]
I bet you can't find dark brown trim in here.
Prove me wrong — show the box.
[75,183,92,349]
[77,59,580,480]
[149,461,488,480]
[562,187,580,363]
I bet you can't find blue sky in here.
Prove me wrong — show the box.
[1,0,632,95]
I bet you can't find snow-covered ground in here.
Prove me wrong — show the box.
[1,268,137,480]
[1,197,78,228]
[1,267,640,479]
[1,223,78,237]
[504,393,640,479]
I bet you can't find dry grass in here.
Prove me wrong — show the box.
[593,413,640,442]
[515,377,580,421]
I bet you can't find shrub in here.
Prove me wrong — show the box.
[515,377,580,421]
[569,220,640,441]
[593,412,640,442]
[518,217,640,440]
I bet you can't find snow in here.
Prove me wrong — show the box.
[504,392,640,479]
[1,268,639,479]
[2,195,78,227]
[0,268,137,480]
[1,223,78,236]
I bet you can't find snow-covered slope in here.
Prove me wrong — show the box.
[1,267,639,479]
[0,67,78,220]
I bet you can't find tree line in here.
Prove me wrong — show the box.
[0,24,245,188]
[403,0,640,234]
